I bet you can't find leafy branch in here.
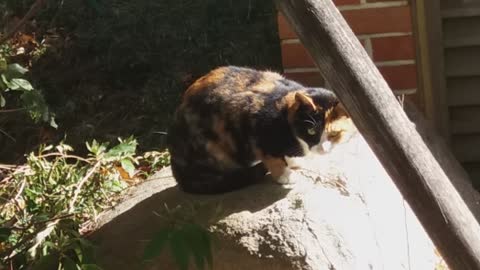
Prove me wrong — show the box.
[0,138,170,269]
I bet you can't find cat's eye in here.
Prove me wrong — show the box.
[307,128,316,135]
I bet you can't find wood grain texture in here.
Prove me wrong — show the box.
[274,0,480,269]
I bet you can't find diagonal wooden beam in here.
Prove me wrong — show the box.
[274,0,480,269]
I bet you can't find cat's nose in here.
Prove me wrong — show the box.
[312,141,332,154]
[321,141,332,152]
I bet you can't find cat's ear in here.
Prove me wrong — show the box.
[294,92,316,111]
[333,102,348,117]
[326,102,349,121]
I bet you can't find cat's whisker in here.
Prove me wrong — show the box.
[303,120,316,126]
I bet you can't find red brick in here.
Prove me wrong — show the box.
[334,0,360,5]
[342,6,412,35]
[281,43,315,68]
[278,7,413,39]
[283,71,325,87]
[278,14,296,39]
[283,65,418,90]
[283,65,418,91]
[378,64,417,90]
[371,35,416,61]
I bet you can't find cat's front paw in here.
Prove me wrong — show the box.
[275,168,303,185]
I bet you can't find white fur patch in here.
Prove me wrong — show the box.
[276,168,304,185]
[296,137,310,155]
[312,132,331,154]
[285,156,302,168]
[250,160,262,166]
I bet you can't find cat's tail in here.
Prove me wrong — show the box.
[171,161,268,194]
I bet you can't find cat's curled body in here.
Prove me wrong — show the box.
[168,66,339,194]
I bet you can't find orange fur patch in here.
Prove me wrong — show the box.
[251,79,276,93]
[261,156,288,179]
[183,67,227,99]
[205,140,237,169]
[282,92,299,124]
[325,103,349,122]
[324,103,355,144]
[253,147,287,179]
[249,71,282,93]
[213,117,236,153]
[295,92,316,111]
[281,91,317,124]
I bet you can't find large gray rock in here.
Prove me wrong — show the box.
[90,132,445,270]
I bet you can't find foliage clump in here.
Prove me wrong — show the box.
[0,138,169,269]
[0,55,55,128]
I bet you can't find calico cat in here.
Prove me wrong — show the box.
[167,66,346,194]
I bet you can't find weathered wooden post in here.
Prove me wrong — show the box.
[274,0,480,269]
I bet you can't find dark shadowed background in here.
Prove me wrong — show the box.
[0,0,282,162]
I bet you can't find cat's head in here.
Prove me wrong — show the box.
[287,88,355,154]
[317,102,356,153]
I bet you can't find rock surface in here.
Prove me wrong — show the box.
[90,132,445,270]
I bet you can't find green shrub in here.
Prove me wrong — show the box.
[0,138,169,269]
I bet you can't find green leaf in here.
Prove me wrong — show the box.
[20,90,50,123]
[61,256,79,270]
[143,228,171,261]
[28,222,58,258]
[0,93,5,107]
[183,225,205,270]
[31,253,59,270]
[77,238,96,249]
[75,237,96,264]
[0,227,12,242]
[199,228,213,268]
[10,78,34,91]
[170,230,190,270]
[86,140,108,156]
[86,141,93,153]
[105,141,137,158]
[120,158,135,177]
[50,116,58,129]
[1,74,14,90]
[6,63,28,76]
[81,264,103,270]
[182,224,212,270]
[0,58,7,72]
[0,77,6,91]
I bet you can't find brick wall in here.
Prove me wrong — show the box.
[278,0,418,101]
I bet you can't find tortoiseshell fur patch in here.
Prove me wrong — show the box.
[167,66,339,194]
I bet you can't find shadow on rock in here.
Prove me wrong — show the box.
[89,167,290,270]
